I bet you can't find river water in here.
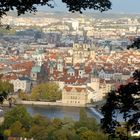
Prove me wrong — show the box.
[25,105,101,122]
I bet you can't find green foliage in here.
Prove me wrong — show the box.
[75,117,99,132]
[3,129,11,137]
[31,82,62,101]
[101,70,140,139]
[79,130,95,140]
[52,128,78,140]
[3,105,32,129]
[127,37,140,49]
[29,125,48,140]
[0,80,13,104]
[52,118,62,128]
[52,129,68,140]
[1,105,108,140]
[75,108,99,131]
[0,80,13,93]
[77,127,88,134]
[116,126,128,139]
[32,114,49,126]
[10,121,25,137]
[79,108,88,122]
[92,132,108,140]
[80,130,108,140]
[18,91,30,100]
[0,0,111,17]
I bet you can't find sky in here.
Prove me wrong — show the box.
[38,0,140,14]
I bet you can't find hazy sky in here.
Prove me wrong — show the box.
[38,0,140,13]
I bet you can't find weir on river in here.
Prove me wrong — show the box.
[87,107,104,123]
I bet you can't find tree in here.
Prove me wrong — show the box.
[77,127,88,135]
[75,108,99,133]
[32,114,50,127]
[79,108,88,122]
[10,121,25,137]
[101,70,140,140]
[52,128,78,140]
[29,125,48,140]
[0,80,13,105]
[0,0,112,18]
[127,37,140,49]
[3,105,32,130]
[52,129,68,140]
[79,130,96,140]
[52,118,62,129]
[0,80,13,94]
[31,82,62,101]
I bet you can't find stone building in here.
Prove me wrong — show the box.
[62,85,92,106]
[72,43,95,64]
[11,77,31,93]
[30,64,46,85]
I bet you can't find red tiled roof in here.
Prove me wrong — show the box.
[64,86,73,92]
[2,74,18,81]
[75,87,86,92]
[12,61,34,70]
[64,86,86,93]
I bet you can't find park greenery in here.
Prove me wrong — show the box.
[0,105,107,140]
[30,82,62,102]
[0,80,13,105]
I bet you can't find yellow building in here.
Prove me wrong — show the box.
[62,85,89,106]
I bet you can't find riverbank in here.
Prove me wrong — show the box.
[2,101,104,123]
[3,99,104,108]
[15,100,96,107]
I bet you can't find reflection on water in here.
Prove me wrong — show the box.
[25,105,99,121]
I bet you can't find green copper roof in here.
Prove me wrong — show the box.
[68,67,75,73]
[33,49,44,55]
[31,66,41,73]
[92,69,98,77]
[49,61,56,67]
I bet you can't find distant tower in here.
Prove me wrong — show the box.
[78,63,85,78]
[48,60,56,74]
[90,68,100,92]
[91,68,99,82]
[57,56,64,72]
[32,49,44,66]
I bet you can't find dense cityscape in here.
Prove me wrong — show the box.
[0,11,140,140]
[0,12,140,105]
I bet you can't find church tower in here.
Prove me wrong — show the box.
[90,68,100,92]
[57,56,64,72]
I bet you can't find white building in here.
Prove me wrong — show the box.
[11,77,31,93]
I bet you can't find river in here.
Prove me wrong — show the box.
[25,105,101,122]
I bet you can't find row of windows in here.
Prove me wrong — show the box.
[71,96,80,99]
[67,101,80,104]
